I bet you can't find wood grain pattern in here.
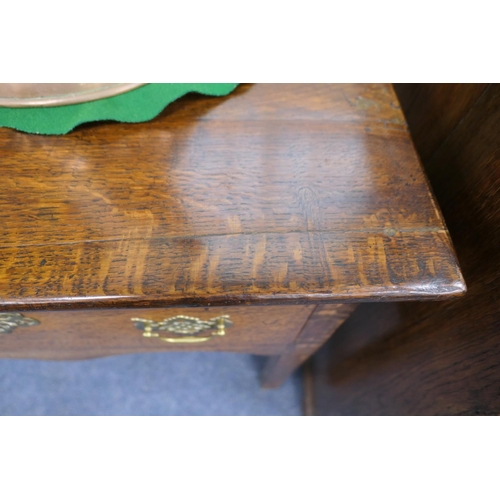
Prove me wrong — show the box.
[0,305,315,359]
[311,83,500,415]
[0,84,464,311]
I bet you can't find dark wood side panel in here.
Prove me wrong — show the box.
[311,83,500,415]
[395,83,489,162]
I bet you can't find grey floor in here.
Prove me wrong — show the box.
[0,352,303,416]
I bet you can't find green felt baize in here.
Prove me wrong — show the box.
[0,83,238,135]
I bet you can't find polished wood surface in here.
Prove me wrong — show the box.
[0,84,464,311]
[0,305,314,359]
[0,84,466,388]
[311,83,500,415]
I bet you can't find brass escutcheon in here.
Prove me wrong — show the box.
[0,313,40,334]
[131,315,232,343]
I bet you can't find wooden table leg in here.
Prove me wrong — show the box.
[260,303,358,388]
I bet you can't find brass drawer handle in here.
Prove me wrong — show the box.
[0,313,40,334]
[131,315,232,343]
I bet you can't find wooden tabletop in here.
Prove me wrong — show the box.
[0,84,465,311]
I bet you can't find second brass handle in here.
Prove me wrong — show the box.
[131,315,231,343]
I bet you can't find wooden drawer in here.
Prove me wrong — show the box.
[0,306,315,360]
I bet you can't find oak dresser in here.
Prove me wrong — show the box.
[0,84,465,387]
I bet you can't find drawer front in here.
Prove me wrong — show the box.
[0,306,315,360]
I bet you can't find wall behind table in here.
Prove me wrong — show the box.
[311,84,500,416]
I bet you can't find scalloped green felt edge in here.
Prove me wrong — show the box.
[0,83,238,135]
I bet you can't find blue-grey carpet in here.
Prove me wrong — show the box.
[0,352,303,416]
